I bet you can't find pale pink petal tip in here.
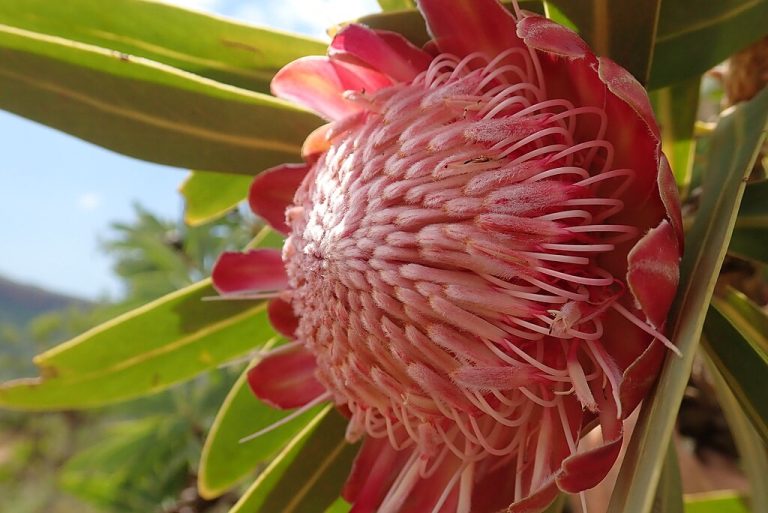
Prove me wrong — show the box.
[516,15,589,58]
[248,163,309,234]
[211,249,287,294]
[271,56,392,121]
[627,220,680,329]
[598,57,660,138]
[247,344,325,409]
[330,25,432,83]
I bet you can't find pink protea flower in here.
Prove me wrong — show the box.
[212,1,683,511]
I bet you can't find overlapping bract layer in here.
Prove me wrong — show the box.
[212,1,682,512]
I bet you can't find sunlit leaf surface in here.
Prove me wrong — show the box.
[0,24,322,175]
[0,280,272,409]
[0,0,326,92]
[181,171,253,227]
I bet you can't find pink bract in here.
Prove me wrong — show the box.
[212,1,683,512]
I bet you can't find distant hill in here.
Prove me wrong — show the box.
[0,275,91,328]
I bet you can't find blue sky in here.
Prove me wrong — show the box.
[0,0,378,300]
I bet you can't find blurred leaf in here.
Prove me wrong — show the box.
[703,288,768,444]
[729,179,768,263]
[544,0,661,83]
[705,352,768,513]
[0,228,283,410]
[684,493,751,513]
[651,77,701,199]
[608,83,768,513]
[0,25,322,175]
[325,498,352,513]
[181,171,253,227]
[653,442,683,513]
[650,0,768,89]
[199,352,323,498]
[543,495,567,513]
[60,417,190,512]
[0,281,271,409]
[377,0,414,11]
[0,0,325,93]
[228,405,344,513]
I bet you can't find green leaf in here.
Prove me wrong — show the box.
[256,410,357,513]
[650,76,701,200]
[325,498,352,513]
[181,171,253,227]
[607,84,768,513]
[377,0,415,11]
[685,493,751,513]
[0,227,283,410]
[0,24,322,175]
[199,352,323,498]
[703,288,768,445]
[729,179,768,263]
[650,0,768,90]
[0,0,326,93]
[358,1,768,90]
[229,406,356,513]
[653,442,683,513]
[544,0,662,83]
[704,353,768,513]
[0,281,271,410]
[59,416,190,511]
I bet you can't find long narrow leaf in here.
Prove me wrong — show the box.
[654,442,683,513]
[705,354,768,513]
[0,281,271,409]
[729,179,768,263]
[703,288,768,444]
[607,85,768,513]
[650,77,701,199]
[0,0,326,92]
[229,406,355,513]
[0,24,322,175]
[0,227,282,410]
[199,354,323,498]
[256,410,357,513]
[650,0,768,89]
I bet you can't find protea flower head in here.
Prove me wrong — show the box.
[212,1,683,511]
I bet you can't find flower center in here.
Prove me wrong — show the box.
[283,50,645,502]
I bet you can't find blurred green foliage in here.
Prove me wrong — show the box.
[0,205,256,513]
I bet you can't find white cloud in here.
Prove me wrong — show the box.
[234,0,380,39]
[77,192,102,211]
